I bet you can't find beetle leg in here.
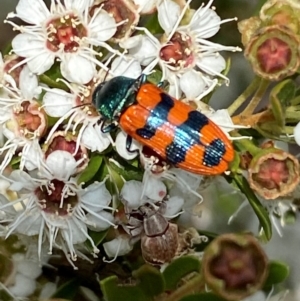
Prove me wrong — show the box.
[126,135,139,154]
[101,121,118,133]
[157,80,168,89]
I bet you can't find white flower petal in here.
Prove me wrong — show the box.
[80,181,111,210]
[64,0,93,13]
[209,109,235,133]
[179,70,205,99]
[21,140,44,171]
[120,180,143,209]
[115,131,140,160]
[8,273,36,298]
[111,57,142,78]
[90,11,117,41]
[14,256,42,279]
[16,209,42,236]
[166,71,181,98]
[86,211,114,231]
[27,52,55,75]
[127,36,158,66]
[45,150,78,180]
[120,35,142,49]
[19,65,39,99]
[294,122,300,145]
[133,0,160,14]
[9,170,37,191]
[60,54,95,84]
[144,177,167,201]
[157,0,180,35]
[164,196,184,217]
[197,54,226,75]
[43,89,75,117]
[190,8,221,38]
[64,219,88,244]
[12,33,47,57]
[81,123,111,152]
[170,168,203,192]
[39,282,57,300]
[15,0,50,24]
[103,236,133,258]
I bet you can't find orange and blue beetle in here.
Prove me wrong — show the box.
[92,74,234,175]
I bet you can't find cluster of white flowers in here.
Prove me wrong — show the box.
[0,0,240,296]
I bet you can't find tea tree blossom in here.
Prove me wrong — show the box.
[121,0,240,101]
[0,63,45,172]
[6,0,124,84]
[42,85,112,153]
[0,167,115,267]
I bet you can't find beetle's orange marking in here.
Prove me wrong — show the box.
[120,84,234,175]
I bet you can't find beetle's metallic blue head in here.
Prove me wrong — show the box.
[92,76,137,120]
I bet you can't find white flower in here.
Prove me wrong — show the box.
[0,68,45,172]
[6,253,43,298]
[6,0,124,84]
[121,0,240,101]
[132,0,161,14]
[120,178,167,209]
[121,178,185,219]
[0,168,115,268]
[43,85,112,154]
[110,56,142,79]
[103,235,134,260]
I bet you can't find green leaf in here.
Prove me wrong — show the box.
[147,70,163,86]
[179,293,227,301]
[143,13,164,35]
[132,264,165,297]
[232,174,272,241]
[254,125,294,143]
[78,155,103,184]
[108,159,143,182]
[163,256,201,290]
[270,79,295,107]
[100,275,150,301]
[257,120,283,136]
[51,279,80,299]
[263,261,289,288]
[282,209,297,225]
[85,229,109,253]
[269,79,295,128]
[39,62,68,90]
[290,95,300,105]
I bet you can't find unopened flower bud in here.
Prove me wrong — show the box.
[44,131,89,174]
[260,0,300,34]
[202,233,268,301]
[248,148,299,199]
[244,25,300,81]
[238,17,262,46]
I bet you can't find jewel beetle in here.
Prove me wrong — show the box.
[92,74,234,175]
